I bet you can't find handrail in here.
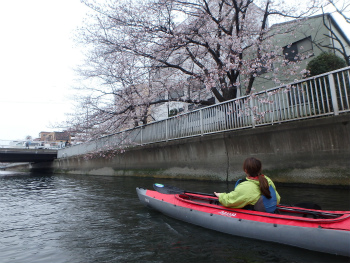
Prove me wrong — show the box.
[0,140,68,150]
[58,66,350,158]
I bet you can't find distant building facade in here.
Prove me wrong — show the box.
[39,131,71,143]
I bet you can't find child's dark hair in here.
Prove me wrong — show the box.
[243,157,271,198]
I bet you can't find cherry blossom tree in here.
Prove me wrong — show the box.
[69,0,323,140]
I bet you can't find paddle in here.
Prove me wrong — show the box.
[153,183,216,197]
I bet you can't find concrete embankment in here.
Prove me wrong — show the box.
[37,114,350,186]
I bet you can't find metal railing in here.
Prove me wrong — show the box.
[58,66,350,158]
[0,140,66,150]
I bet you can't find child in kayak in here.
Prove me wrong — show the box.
[214,157,280,213]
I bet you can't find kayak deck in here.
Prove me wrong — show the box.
[178,192,347,220]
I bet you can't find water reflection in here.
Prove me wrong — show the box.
[0,171,349,263]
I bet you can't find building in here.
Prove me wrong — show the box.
[39,131,71,143]
[253,13,350,90]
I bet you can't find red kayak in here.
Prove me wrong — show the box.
[136,184,350,257]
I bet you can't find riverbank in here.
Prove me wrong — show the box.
[6,114,349,187]
[48,114,350,186]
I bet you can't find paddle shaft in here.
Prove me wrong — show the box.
[184,190,216,197]
[153,183,215,197]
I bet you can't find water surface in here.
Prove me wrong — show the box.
[0,171,349,263]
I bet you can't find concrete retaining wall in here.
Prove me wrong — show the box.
[50,114,350,186]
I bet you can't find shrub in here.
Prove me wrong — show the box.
[168,108,178,117]
[306,52,346,76]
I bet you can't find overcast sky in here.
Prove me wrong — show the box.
[0,0,349,143]
[0,0,89,141]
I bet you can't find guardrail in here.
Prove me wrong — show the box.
[58,66,350,158]
[0,141,66,150]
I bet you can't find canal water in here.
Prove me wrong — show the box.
[0,171,349,263]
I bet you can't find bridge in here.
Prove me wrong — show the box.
[1,67,349,185]
[0,148,57,163]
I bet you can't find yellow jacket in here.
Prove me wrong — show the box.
[219,175,281,208]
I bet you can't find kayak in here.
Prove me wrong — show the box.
[136,184,350,257]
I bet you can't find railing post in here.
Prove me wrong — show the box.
[250,96,256,128]
[166,119,168,141]
[200,109,203,135]
[328,73,339,115]
[140,127,143,145]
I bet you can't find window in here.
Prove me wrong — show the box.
[283,36,313,62]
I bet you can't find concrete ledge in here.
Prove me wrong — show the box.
[53,114,350,186]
